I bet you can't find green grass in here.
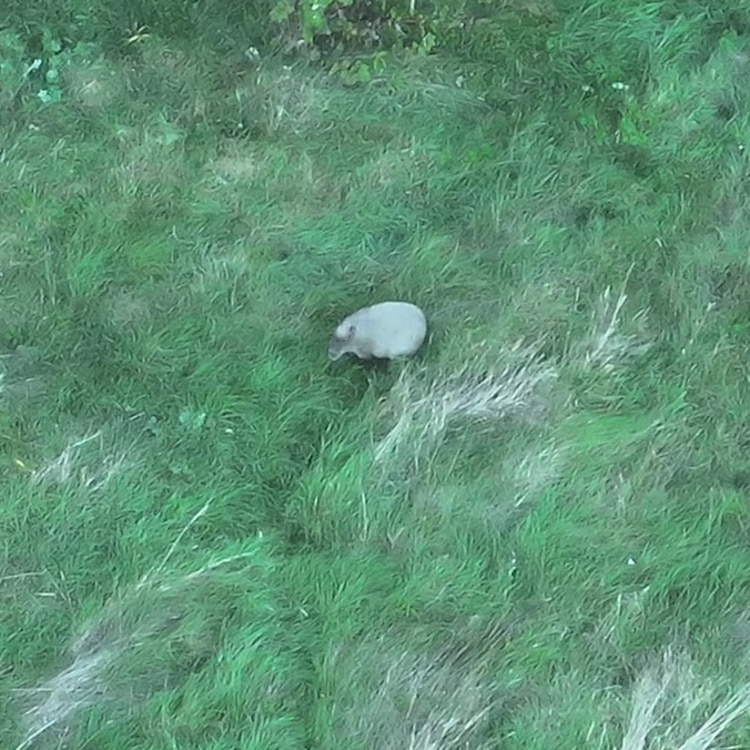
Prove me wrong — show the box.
[2,2,750,748]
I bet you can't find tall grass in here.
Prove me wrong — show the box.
[2,2,750,748]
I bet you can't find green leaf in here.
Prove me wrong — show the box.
[357,62,371,83]
[37,87,62,104]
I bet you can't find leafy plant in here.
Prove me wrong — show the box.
[0,28,100,107]
[271,0,441,55]
[0,30,34,106]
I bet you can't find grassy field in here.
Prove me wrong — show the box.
[2,2,750,748]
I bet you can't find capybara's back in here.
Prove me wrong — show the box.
[328,301,427,361]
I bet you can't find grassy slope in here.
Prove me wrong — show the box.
[2,2,750,748]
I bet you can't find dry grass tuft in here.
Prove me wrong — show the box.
[375,343,558,469]
[621,649,750,750]
[207,144,264,184]
[188,244,256,295]
[249,66,333,136]
[581,275,651,371]
[31,431,130,492]
[112,118,187,200]
[509,442,565,507]
[330,629,502,750]
[14,645,121,750]
[13,500,259,750]
[64,58,122,110]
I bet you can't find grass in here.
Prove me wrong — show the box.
[2,1,750,747]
